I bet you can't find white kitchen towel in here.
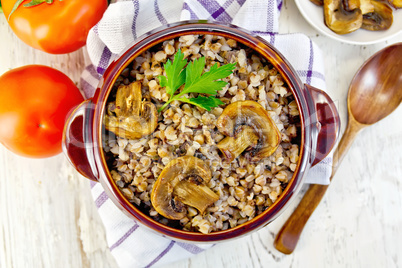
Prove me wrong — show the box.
[81,0,333,267]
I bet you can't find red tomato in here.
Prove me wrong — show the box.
[0,65,84,158]
[2,0,108,54]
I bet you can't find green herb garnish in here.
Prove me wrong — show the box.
[158,49,236,112]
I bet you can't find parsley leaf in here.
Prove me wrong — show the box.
[181,57,234,96]
[180,96,225,111]
[159,49,187,96]
[158,49,236,112]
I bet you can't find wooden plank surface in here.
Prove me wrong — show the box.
[1,1,401,267]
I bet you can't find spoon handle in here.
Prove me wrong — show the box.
[274,119,363,254]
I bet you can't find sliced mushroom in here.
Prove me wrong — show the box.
[343,0,360,11]
[324,0,363,35]
[388,0,402,8]
[362,1,393,31]
[316,0,374,12]
[359,0,375,14]
[104,81,158,139]
[217,125,259,162]
[151,156,219,220]
[114,80,142,117]
[216,100,281,162]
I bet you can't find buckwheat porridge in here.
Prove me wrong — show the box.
[102,34,301,234]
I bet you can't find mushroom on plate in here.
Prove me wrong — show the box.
[151,156,219,220]
[358,0,375,14]
[104,81,158,139]
[310,0,374,12]
[344,0,375,14]
[216,100,281,162]
[323,0,363,34]
[362,0,393,31]
[388,0,402,8]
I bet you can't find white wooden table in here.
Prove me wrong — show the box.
[1,1,401,267]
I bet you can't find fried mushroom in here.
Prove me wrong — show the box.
[324,0,363,34]
[359,0,375,14]
[343,0,374,13]
[216,100,281,162]
[362,1,393,31]
[151,156,219,220]
[104,81,158,139]
[388,0,402,8]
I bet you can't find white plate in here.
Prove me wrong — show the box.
[295,0,402,45]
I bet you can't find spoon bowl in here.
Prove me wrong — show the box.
[349,43,402,125]
[274,43,402,254]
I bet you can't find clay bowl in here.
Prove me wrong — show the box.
[63,21,340,243]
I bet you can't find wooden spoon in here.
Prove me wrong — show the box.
[274,43,402,254]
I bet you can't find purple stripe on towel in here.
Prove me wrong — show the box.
[154,0,167,24]
[296,70,325,81]
[90,180,97,188]
[96,46,112,75]
[306,40,314,85]
[199,0,221,13]
[215,0,235,16]
[251,31,276,39]
[236,0,246,5]
[177,242,205,254]
[266,0,275,32]
[95,191,108,208]
[211,6,226,19]
[277,0,283,11]
[269,33,276,44]
[199,0,232,22]
[131,0,140,40]
[93,24,99,35]
[251,31,276,44]
[80,78,97,99]
[145,241,176,267]
[182,2,199,19]
[110,224,139,251]
[86,65,101,80]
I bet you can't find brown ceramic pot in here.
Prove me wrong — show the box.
[63,21,340,243]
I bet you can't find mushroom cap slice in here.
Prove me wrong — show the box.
[362,1,393,31]
[360,0,375,14]
[151,156,219,220]
[104,101,158,139]
[388,0,402,8]
[216,100,281,162]
[217,125,259,162]
[104,81,158,139]
[343,0,360,11]
[324,0,363,35]
[344,0,374,13]
[114,80,142,117]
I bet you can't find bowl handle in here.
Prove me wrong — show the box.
[62,99,98,181]
[305,84,340,166]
